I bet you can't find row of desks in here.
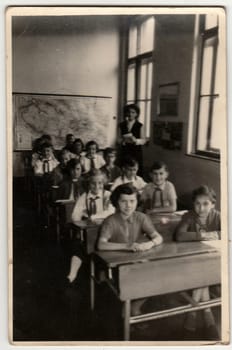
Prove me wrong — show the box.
[53,204,221,340]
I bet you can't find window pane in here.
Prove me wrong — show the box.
[205,14,218,29]
[197,97,210,151]
[147,62,153,99]
[137,100,151,137]
[127,64,136,101]
[139,17,155,54]
[201,36,217,95]
[210,96,221,150]
[139,59,153,100]
[139,63,147,100]
[128,25,137,58]
[138,101,145,126]
[145,100,151,137]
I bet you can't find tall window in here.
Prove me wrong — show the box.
[195,14,221,159]
[126,16,155,138]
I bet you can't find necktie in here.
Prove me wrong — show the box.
[73,180,80,200]
[152,187,163,208]
[43,160,49,173]
[88,197,99,216]
[90,157,95,170]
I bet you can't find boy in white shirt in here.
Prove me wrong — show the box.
[111,157,146,192]
[81,140,105,174]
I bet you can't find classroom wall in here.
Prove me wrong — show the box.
[144,16,221,209]
[12,16,121,176]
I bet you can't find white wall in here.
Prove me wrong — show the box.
[13,16,119,144]
[13,15,121,176]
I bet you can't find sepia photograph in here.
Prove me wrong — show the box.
[6,6,229,345]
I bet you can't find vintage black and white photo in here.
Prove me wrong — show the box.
[7,6,228,345]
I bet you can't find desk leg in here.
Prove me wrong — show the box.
[90,257,95,311]
[124,300,131,341]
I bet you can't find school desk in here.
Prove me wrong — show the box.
[91,241,221,340]
[53,199,75,242]
[72,219,103,254]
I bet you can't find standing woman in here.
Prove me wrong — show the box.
[118,104,147,175]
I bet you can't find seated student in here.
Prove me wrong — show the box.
[31,134,53,168]
[51,149,73,186]
[62,133,75,152]
[140,161,177,214]
[81,140,105,174]
[54,158,85,201]
[98,183,163,315]
[71,168,114,222]
[111,157,146,192]
[100,147,121,187]
[33,142,59,176]
[71,138,85,159]
[67,169,114,283]
[176,185,220,339]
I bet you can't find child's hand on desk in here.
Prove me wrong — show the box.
[130,241,154,252]
[200,231,219,240]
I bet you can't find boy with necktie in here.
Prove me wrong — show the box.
[140,161,177,214]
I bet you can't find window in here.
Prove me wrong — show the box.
[126,16,155,138]
[194,14,221,159]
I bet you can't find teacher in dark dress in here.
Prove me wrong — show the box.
[118,104,147,175]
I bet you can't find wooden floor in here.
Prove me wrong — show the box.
[12,179,221,342]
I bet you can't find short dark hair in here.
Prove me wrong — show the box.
[66,158,82,173]
[124,104,140,117]
[150,161,168,172]
[66,133,74,141]
[103,147,116,158]
[86,140,99,151]
[73,138,84,150]
[110,183,139,208]
[192,185,217,204]
[41,142,53,151]
[122,156,138,168]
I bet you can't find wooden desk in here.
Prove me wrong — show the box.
[54,199,75,242]
[91,241,221,340]
[72,219,103,254]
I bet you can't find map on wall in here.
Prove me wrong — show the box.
[13,93,112,150]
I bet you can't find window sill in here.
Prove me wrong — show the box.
[185,152,220,163]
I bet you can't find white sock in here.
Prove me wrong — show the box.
[67,256,82,283]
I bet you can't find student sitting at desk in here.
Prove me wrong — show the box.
[54,158,85,201]
[98,183,163,315]
[62,133,75,152]
[51,149,73,186]
[111,157,146,192]
[71,138,85,160]
[81,140,105,173]
[67,169,114,283]
[140,161,177,214]
[176,185,220,338]
[100,147,121,188]
[31,134,53,168]
[33,142,59,176]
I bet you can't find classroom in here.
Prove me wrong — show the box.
[10,7,226,343]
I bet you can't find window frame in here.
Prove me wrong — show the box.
[125,16,155,138]
[194,18,220,160]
